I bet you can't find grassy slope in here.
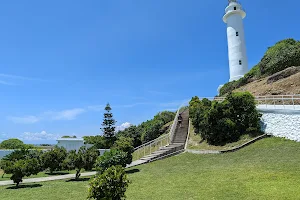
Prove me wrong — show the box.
[1,137,300,200]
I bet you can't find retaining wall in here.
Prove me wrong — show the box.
[258,105,300,142]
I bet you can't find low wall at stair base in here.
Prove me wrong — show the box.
[258,106,300,142]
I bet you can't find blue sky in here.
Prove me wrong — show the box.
[0,0,299,144]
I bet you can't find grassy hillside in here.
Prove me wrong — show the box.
[220,38,300,96]
[1,137,300,200]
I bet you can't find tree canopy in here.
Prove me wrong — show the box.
[0,139,25,149]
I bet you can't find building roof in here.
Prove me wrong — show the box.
[56,138,84,141]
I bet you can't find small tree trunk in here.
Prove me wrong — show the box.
[16,181,20,188]
[75,169,81,179]
[2,173,5,178]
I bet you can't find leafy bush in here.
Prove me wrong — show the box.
[82,147,100,171]
[88,166,130,200]
[219,38,300,96]
[64,149,85,179]
[5,158,41,187]
[41,146,67,173]
[113,137,134,164]
[83,136,108,149]
[189,92,262,145]
[189,97,211,136]
[95,149,127,174]
[116,125,142,148]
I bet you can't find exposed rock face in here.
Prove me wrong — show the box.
[267,66,300,84]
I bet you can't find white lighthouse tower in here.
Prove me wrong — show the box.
[223,0,248,82]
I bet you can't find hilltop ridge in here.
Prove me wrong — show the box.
[220,38,300,96]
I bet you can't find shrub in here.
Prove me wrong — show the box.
[88,166,130,200]
[83,136,107,149]
[64,149,85,179]
[95,149,127,174]
[113,137,134,165]
[41,146,67,173]
[82,147,100,171]
[189,92,262,146]
[189,97,211,137]
[116,125,142,148]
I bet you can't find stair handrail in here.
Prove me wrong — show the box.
[133,133,169,151]
[169,101,189,143]
[133,101,189,152]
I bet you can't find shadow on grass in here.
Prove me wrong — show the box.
[6,184,43,190]
[45,172,69,175]
[126,169,140,174]
[66,177,91,182]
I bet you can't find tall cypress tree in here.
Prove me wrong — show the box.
[101,103,116,148]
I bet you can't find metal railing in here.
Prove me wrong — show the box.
[132,101,189,161]
[214,95,300,109]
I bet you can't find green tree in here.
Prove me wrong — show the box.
[88,166,130,200]
[113,137,134,164]
[62,136,77,138]
[189,92,262,146]
[0,160,13,178]
[0,148,43,178]
[5,158,41,187]
[82,147,100,171]
[64,148,84,179]
[83,136,107,149]
[95,149,127,174]
[0,139,25,149]
[41,146,67,174]
[101,103,117,148]
[116,125,142,148]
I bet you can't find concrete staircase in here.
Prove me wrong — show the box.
[138,109,189,163]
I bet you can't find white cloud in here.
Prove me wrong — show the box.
[87,105,105,112]
[7,108,86,124]
[7,115,40,124]
[20,131,59,141]
[116,122,132,131]
[45,108,86,120]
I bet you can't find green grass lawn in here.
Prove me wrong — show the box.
[1,137,300,200]
[187,124,263,151]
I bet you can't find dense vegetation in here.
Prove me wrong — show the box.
[84,110,175,149]
[0,146,99,186]
[189,92,261,145]
[117,111,175,146]
[220,38,300,96]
